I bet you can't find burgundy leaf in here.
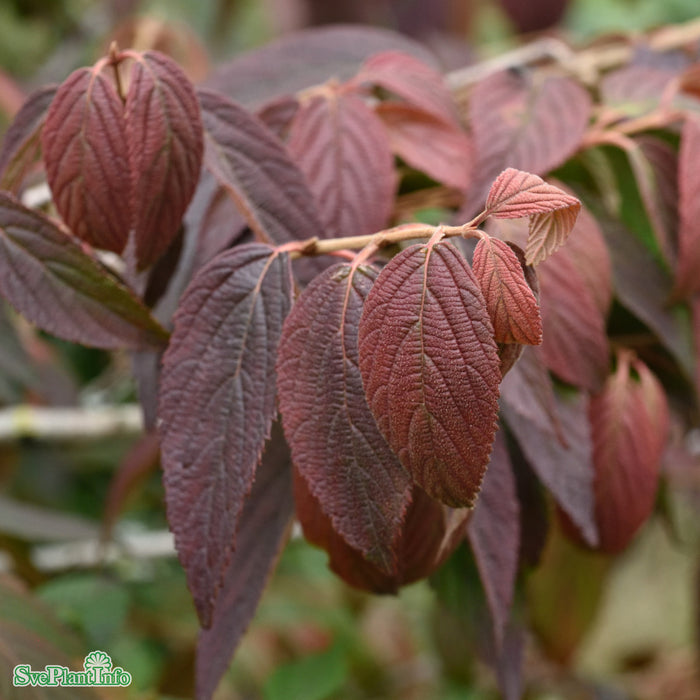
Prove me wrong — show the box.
[295,468,469,594]
[537,251,609,391]
[375,102,473,191]
[0,193,168,350]
[277,263,411,573]
[500,345,564,443]
[674,115,700,298]
[41,66,131,253]
[158,243,293,627]
[485,169,581,265]
[198,88,324,247]
[502,388,598,547]
[125,51,203,269]
[0,84,57,192]
[257,94,300,138]
[206,25,437,109]
[472,235,542,344]
[196,425,293,700]
[467,432,520,649]
[354,50,459,125]
[287,89,396,240]
[497,342,523,378]
[358,239,501,507]
[587,354,669,553]
[466,71,591,213]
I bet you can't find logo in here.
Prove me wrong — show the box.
[12,650,132,688]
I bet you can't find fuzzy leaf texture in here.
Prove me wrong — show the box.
[0,84,57,192]
[41,65,131,253]
[587,354,669,553]
[277,263,411,573]
[158,243,293,627]
[358,239,501,507]
[353,50,459,125]
[472,236,542,344]
[375,102,473,191]
[287,88,396,239]
[466,71,591,213]
[0,193,168,350]
[125,51,203,269]
[485,169,581,265]
[196,425,293,700]
[198,88,324,247]
[294,469,469,594]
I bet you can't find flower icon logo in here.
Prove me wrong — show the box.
[84,651,112,672]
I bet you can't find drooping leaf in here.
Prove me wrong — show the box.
[675,115,700,298]
[205,25,437,109]
[158,243,293,627]
[502,387,598,547]
[472,235,542,344]
[586,353,669,553]
[295,469,469,594]
[537,251,609,391]
[375,102,473,191]
[0,193,168,349]
[41,66,131,253]
[0,84,56,192]
[466,71,591,213]
[601,219,695,380]
[467,432,520,649]
[125,51,203,269]
[198,88,324,247]
[196,425,293,700]
[287,89,396,240]
[358,239,501,507]
[353,50,459,125]
[277,263,411,573]
[485,169,581,265]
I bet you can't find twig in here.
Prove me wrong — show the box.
[0,404,144,442]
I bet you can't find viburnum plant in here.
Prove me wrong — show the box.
[1,24,698,698]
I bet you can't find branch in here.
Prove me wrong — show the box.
[0,404,144,442]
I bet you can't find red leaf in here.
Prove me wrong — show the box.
[0,84,57,192]
[287,89,396,239]
[354,50,459,125]
[375,102,473,191]
[675,115,700,298]
[588,354,669,553]
[0,193,168,350]
[472,236,542,344]
[467,432,520,649]
[158,243,293,627]
[125,51,203,269]
[502,388,598,547]
[41,66,131,253]
[277,263,411,573]
[206,25,437,109]
[196,424,293,700]
[358,240,501,507]
[485,169,581,265]
[198,88,324,247]
[466,71,591,212]
[295,469,469,593]
[537,252,609,391]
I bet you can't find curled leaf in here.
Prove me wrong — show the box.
[358,239,501,507]
[485,169,581,265]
